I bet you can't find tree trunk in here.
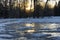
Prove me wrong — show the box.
[4,0,8,18]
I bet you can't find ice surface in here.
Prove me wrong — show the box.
[0,17,60,40]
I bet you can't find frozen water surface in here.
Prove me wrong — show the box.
[0,17,60,40]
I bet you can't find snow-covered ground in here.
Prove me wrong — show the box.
[0,16,60,23]
[0,17,60,40]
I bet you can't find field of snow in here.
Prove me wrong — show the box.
[0,17,60,40]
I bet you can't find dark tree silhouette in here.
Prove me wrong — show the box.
[44,0,49,16]
[4,0,9,18]
[0,3,4,18]
[54,1,60,16]
[58,1,60,15]
[0,0,60,18]
[33,0,37,18]
[54,2,58,16]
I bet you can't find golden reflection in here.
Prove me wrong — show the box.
[49,23,58,29]
[26,30,35,33]
[25,23,35,27]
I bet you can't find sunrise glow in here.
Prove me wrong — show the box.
[3,0,60,13]
[38,0,60,9]
[25,0,34,13]
[47,0,56,8]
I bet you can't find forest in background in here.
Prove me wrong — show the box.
[0,0,60,18]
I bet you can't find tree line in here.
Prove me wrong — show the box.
[0,0,60,18]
